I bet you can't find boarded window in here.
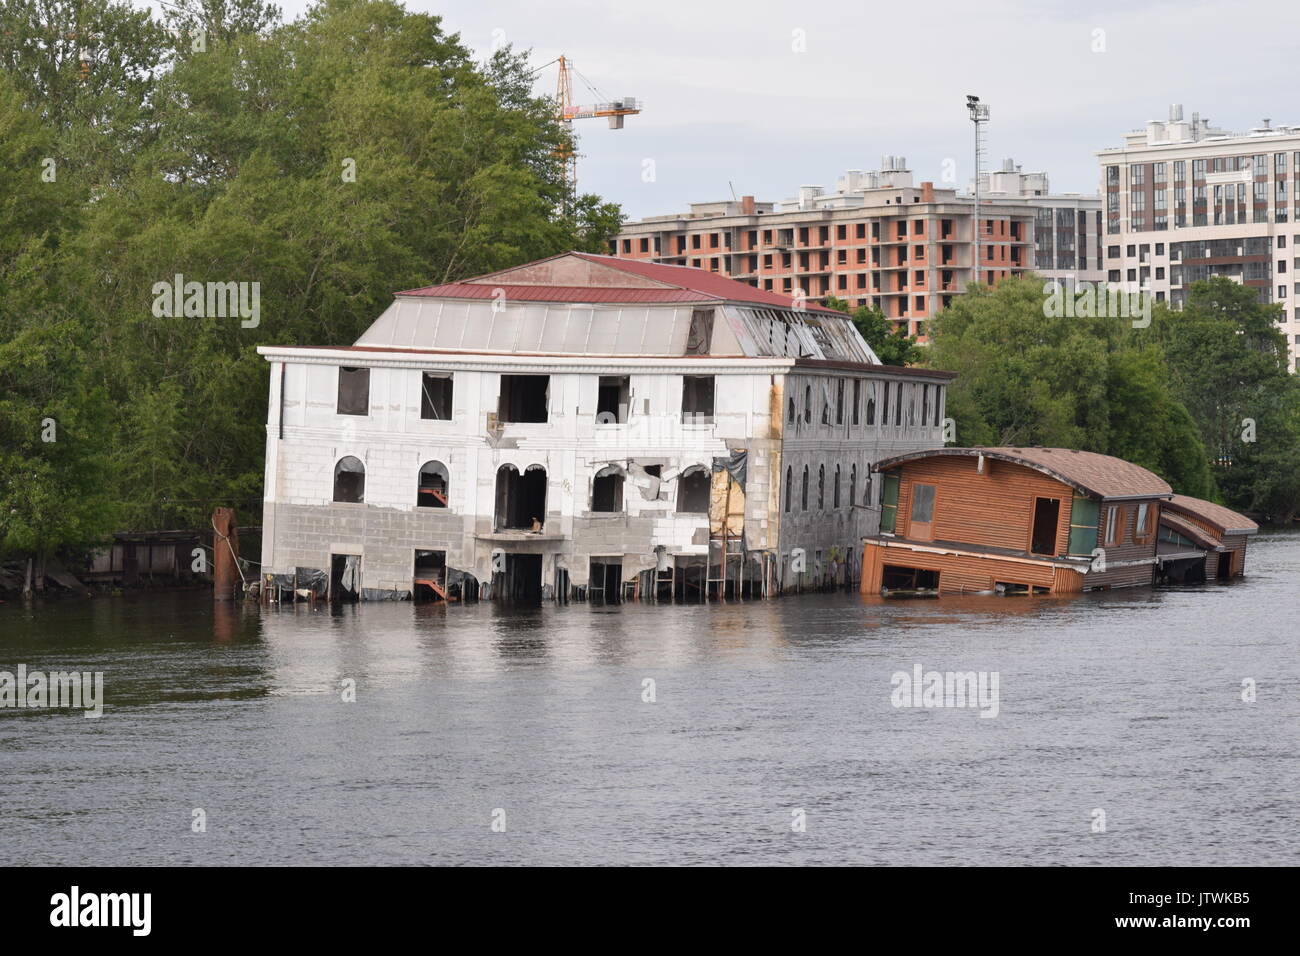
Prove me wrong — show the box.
[879,473,900,532]
[420,372,453,420]
[1068,496,1100,555]
[866,384,876,425]
[597,376,630,424]
[333,456,365,503]
[681,376,715,423]
[337,367,370,416]
[499,375,549,423]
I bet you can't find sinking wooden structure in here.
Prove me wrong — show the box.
[1155,495,1257,584]
[861,447,1182,596]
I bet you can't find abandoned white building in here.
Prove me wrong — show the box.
[257,252,952,602]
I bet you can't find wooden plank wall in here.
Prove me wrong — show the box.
[894,456,1074,554]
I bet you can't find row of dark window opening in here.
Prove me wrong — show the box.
[787,379,943,429]
[783,463,872,513]
[331,456,715,516]
[337,367,717,425]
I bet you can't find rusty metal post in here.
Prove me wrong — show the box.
[212,508,239,602]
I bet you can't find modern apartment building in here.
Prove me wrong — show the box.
[612,157,1102,340]
[1098,104,1300,369]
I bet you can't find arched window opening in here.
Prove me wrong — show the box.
[495,463,547,531]
[417,460,449,508]
[592,466,625,513]
[333,456,365,503]
[676,465,711,514]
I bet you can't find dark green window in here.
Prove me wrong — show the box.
[880,473,901,533]
[1067,496,1100,555]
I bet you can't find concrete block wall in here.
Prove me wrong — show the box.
[262,357,784,594]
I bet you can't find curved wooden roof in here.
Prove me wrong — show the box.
[1165,494,1258,536]
[872,447,1172,501]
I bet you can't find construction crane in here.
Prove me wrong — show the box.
[532,54,641,193]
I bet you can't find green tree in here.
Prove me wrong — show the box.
[924,275,1216,497]
[1153,277,1300,522]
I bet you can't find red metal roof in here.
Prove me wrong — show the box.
[397,251,842,314]
[394,283,710,305]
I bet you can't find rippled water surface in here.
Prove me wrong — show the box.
[3,532,1298,865]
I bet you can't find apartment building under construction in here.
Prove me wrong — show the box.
[612,157,1102,340]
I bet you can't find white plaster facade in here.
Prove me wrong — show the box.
[258,253,951,600]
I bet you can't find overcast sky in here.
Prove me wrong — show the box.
[142,0,1300,220]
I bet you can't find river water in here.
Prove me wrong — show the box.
[2,532,1297,866]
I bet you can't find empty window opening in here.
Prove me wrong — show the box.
[881,565,939,592]
[804,385,812,423]
[682,376,715,423]
[596,376,630,424]
[784,465,793,512]
[685,308,715,355]
[330,554,361,603]
[337,367,370,416]
[1031,497,1061,555]
[413,549,447,602]
[677,466,711,513]
[996,581,1050,596]
[333,456,365,503]
[421,372,453,420]
[589,558,623,604]
[417,460,449,508]
[494,464,547,531]
[1217,551,1232,579]
[801,466,809,510]
[499,375,549,423]
[836,379,845,424]
[592,466,625,512]
[833,466,841,508]
[818,465,825,509]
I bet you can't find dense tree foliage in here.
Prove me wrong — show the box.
[0,0,623,559]
[1152,277,1300,524]
[924,276,1217,499]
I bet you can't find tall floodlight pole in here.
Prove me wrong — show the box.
[967,95,989,287]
